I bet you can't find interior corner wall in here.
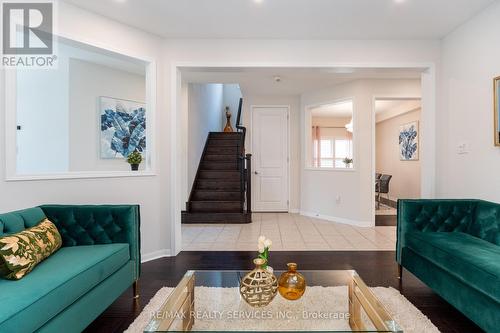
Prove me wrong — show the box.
[376,109,421,200]
[300,79,421,226]
[438,1,500,202]
[0,2,168,259]
[187,83,224,193]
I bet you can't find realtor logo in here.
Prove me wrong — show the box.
[1,1,56,67]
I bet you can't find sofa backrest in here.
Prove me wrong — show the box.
[0,207,47,236]
[469,200,500,246]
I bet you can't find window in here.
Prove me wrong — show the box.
[309,99,354,169]
[334,139,353,168]
[313,137,353,168]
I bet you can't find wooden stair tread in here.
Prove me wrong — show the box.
[181,211,251,224]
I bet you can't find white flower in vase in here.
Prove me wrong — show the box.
[257,235,273,272]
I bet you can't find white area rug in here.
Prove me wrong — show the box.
[125,286,440,332]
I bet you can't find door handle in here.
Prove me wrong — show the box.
[254,171,259,175]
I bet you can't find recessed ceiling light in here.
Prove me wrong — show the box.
[254,0,264,3]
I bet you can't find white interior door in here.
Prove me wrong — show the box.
[251,106,289,212]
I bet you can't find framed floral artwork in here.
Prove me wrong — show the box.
[399,121,419,161]
[100,96,146,159]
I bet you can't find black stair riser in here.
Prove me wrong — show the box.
[204,154,240,162]
[192,191,241,201]
[190,201,242,213]
[196,181,241,191]
[206,147,240,154]
[181,211,251,224]
[207,139,241,147]
[201,162,238,170]
[209,133,242,139]
[199,171,240,180]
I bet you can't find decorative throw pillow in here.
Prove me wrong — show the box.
[0,218,62,280]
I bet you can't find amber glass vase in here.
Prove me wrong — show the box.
[278,263,306,300]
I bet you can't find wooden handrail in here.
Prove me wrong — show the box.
[235,98,246,152]
[236,98,251,214]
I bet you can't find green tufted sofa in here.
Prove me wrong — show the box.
[0,205,141,333]
[397,199,500,333]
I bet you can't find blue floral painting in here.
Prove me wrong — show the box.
[399,121,419,161]
[100,97,146,159]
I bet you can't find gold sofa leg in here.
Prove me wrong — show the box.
[133,280,140,299]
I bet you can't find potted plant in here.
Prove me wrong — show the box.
[127,151,142,171]
[343,157,353,168]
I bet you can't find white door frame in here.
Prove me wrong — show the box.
[371,96,423,224]
[170,62,436,256]
[249,105,291,212]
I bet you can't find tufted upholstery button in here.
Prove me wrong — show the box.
[40,206,134,248]
[412,203,474,233]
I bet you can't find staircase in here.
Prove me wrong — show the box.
[182,131,252,224]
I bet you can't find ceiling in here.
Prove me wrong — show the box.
[311,101,353,118]
[181,67,423,96]
[375,99,421,122]
[375,100,411,114]
[63,0,494,39]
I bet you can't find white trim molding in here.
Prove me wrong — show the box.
[300,210,373,228]
[141,249,172,263]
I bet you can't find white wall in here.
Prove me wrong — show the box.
[187,83,224,192]
[0,2,168,260]
[222,84,242,130]
[437,1,500,202]
[69,58,146,172]
[301,79,421,226]
[376,109,421,199]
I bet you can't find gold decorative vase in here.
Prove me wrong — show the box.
[278,263,306,300]
[240,258,278,307]
[223,107,234,132]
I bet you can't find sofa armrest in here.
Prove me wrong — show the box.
[39,204,141,279]
[396,199,477,264]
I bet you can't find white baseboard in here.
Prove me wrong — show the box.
[300,210,373,227]
[288,208,300,214]
[141,249,172,263]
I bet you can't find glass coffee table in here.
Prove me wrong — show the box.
[145,270,402,332]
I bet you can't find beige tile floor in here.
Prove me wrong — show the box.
[182,213,396,251]
[375,203,397,216]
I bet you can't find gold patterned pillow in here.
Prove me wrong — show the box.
[0,218,62,280]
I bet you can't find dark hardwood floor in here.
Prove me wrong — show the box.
[375,214,397,226]
[84,251,483,333]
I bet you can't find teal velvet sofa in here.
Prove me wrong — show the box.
[0,205,141,333]
[397,199,500,333]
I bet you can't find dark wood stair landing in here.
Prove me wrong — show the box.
[182,132,251,224]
